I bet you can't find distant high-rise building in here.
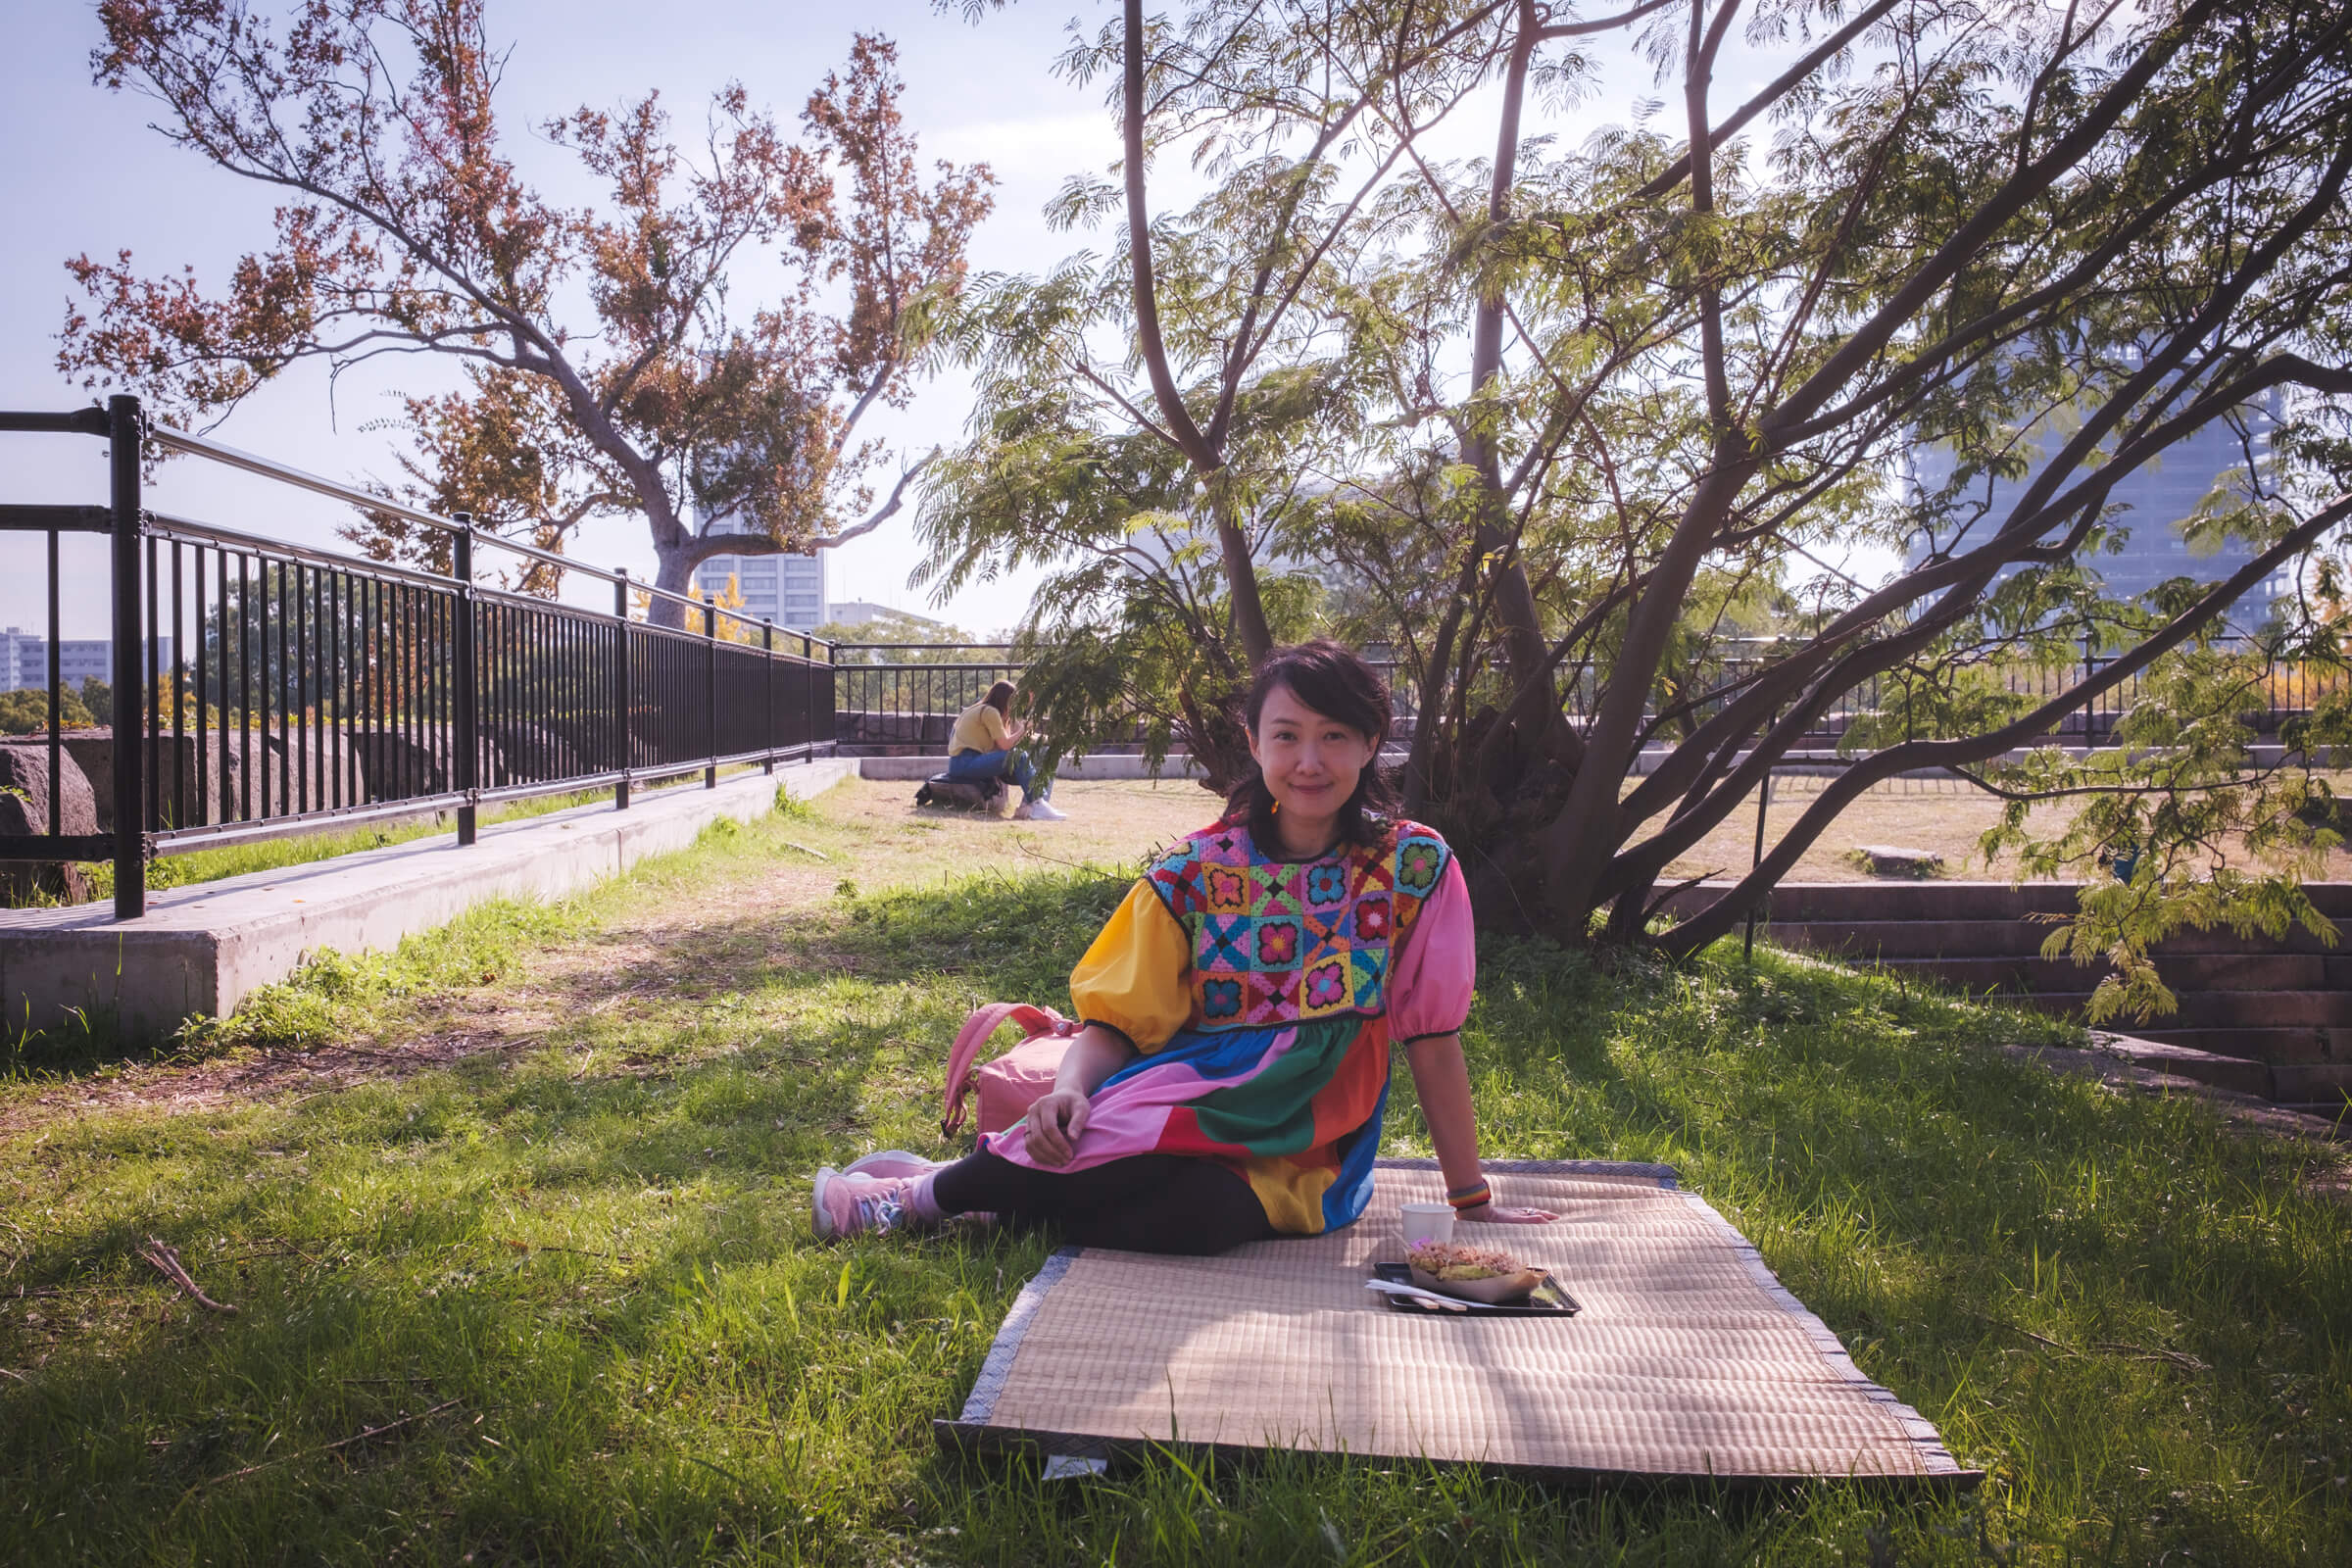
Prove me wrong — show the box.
[690,516,827,633]
[1903,393,2292,628]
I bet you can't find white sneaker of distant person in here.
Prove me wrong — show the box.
[1014,800,1067,821]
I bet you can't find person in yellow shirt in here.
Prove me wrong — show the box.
[947,680,1063,820]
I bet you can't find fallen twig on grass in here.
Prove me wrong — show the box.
[199,1398,464,1487]
[0,1366,28,1383]
[2093,1340,2211,1373]
[1013,838,1093,872]
[137,1239,238,1316]
[500,1240,635,1261]
[1967,1310,2207,1372]
[777,839,832,861]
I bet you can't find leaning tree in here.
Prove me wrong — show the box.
[60,0,992,621]
[928,0,2352,1017]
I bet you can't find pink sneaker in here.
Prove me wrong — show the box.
[844,1149,948,1181]
[811,1168,928,1241]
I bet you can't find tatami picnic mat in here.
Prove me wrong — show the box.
[939,1159,1975,1486]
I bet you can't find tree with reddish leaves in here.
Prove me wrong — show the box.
[60,1,992,623]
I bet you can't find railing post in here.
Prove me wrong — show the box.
[817,637,830,759]
[762,617,776,774]
[704,599,718,790]
[613,567,631,810]
[2080,629,2096,751]
[453,513,477,845]
[109,394,146,920]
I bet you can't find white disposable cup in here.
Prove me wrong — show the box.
[1399,1201,1455,1246]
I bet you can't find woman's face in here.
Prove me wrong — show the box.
[1247,682,1377,825]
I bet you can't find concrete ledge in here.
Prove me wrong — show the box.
[858,754,1213,783]
[0,759,856,1040]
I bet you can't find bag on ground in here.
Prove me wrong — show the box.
[942,1002,1078,1138]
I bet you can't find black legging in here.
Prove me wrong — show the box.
[932,1150,1278,1256]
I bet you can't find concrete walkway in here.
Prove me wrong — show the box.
[0,760,856,1040]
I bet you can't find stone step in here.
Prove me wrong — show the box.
[2128,1026,2349,1066]
[1744,882,2088,922]
[2088,1033,2278,1098]
[1812,970,2352,1028]
[2106,991,2352,1028]
[1669,879,2352,927]
[2271,1063,2352,1102]
[1766,917,2352,960]
[1769,919,2052,957]
[1833,953,2331,994]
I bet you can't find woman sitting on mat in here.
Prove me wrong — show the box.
[813,640,1552,1252]
[948,679,1063,821]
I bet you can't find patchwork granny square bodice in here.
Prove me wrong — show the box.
[1141,818,1453,1031]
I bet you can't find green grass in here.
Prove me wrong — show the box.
[1,798,2347,1565]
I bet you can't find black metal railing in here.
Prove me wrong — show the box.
[1685,632,2287,749]
[823,633,2313,757]
[0,396,835,920]
[830,643,1021,751]
[828,646,1422,752]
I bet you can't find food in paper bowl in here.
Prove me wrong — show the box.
[1404,1240,1546,1304]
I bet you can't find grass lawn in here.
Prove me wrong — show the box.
[1,782,2347,1564]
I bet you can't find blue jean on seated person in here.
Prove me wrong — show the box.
[948,746,1051,805]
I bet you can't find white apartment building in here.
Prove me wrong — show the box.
[691,530,827,632]
[0,629,173,693]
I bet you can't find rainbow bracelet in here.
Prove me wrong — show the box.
[1446,1180,1492,1211]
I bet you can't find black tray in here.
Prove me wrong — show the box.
[1370,1261,1580,1317]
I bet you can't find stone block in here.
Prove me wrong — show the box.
[73,727,363,823]
[1851,844,1946,878]
[352,723,454,801]
[269,726,367,812]
[57,728,273,830]
[484,722,583,787]
[0,742,98,903]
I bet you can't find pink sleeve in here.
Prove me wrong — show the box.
[1389,857,1475,1042]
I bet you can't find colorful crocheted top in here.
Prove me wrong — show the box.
[979,816,1476,1235]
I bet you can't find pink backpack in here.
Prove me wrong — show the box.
[940,1002,1080,1139]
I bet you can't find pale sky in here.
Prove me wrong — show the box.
[0,1,1857,642]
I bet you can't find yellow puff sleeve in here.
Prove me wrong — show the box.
[1069,881,1193,1054]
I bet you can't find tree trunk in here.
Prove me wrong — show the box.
[1206,482,1274,666]
[648,539,698,630]
[1450,2,1580,811]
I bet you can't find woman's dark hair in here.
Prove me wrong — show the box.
[984,680,1017,717]
[1225,640,1397,852]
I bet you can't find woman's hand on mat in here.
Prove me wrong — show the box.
[1456,1202,1556,1224]
[1023,1089,1091,1164]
